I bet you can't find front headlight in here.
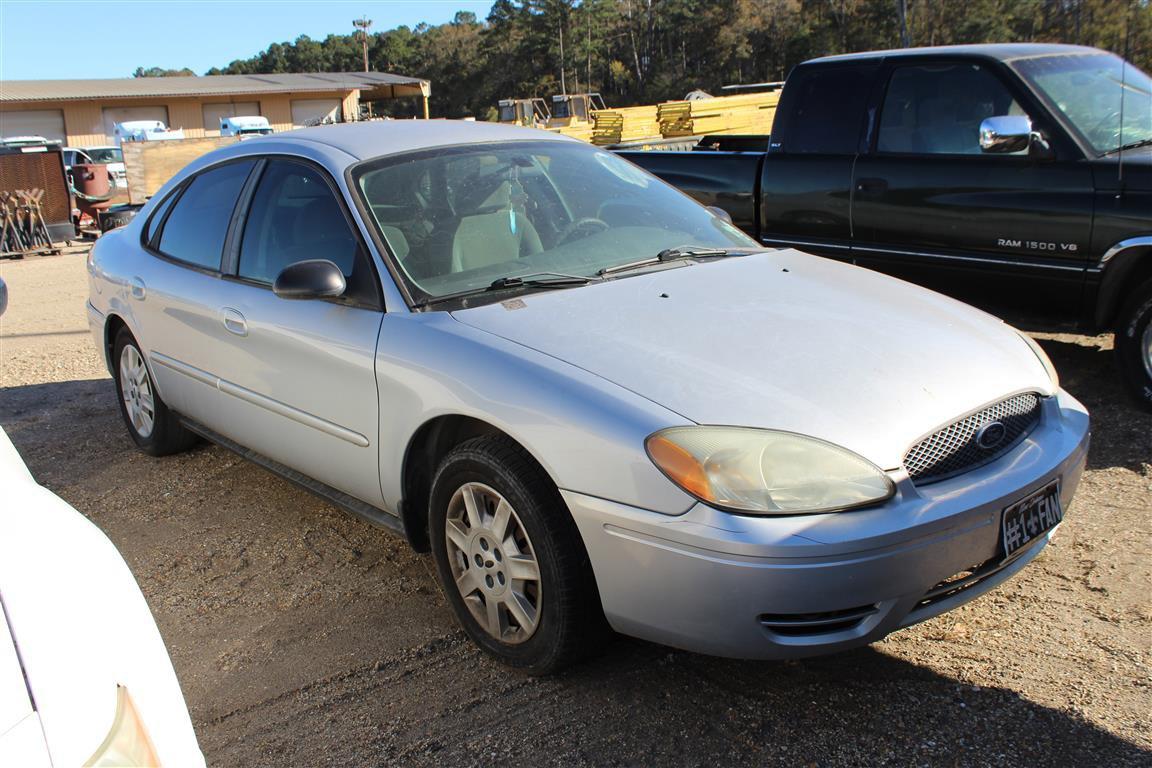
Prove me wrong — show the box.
[646,426,895,515]
[84,686,161,767]
[1014,328,1059,389]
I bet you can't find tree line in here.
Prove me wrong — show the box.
[136,0,1152,119]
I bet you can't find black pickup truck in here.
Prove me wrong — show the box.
[621,44,1152,409]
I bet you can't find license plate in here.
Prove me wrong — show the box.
[1001,480,1062,560]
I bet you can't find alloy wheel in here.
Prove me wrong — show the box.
[119,345,155,439]
[444,482,542,644]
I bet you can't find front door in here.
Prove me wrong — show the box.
[850,59,1093,316]
[206,158,385,508]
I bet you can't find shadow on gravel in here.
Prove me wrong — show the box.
[1031,337,1152,473]
[207,630,1151,767]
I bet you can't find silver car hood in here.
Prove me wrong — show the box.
[450,250,1053,470]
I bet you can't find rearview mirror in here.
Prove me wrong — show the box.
[273,259,346,300]
[706,206,733,224]
[979,115,1032,154]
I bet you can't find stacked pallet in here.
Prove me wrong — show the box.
[592,105,661,146]
[658,91,781,137]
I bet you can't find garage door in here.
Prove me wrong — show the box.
[102,106,170,143]
[291,99,341,127]
[202,101,261,136]
[0,109,66,143]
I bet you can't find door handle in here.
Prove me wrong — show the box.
[855,177,888,194]
[221,307,248,337]
[129,277,146,300]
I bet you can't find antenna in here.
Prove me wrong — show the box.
[1116,14,1131,196]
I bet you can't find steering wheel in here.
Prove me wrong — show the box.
[558,216,609,244]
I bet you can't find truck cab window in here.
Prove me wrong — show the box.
[878,64,1026,155]
[775,66,875,154]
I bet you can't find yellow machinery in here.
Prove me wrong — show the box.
[546,93,606,142]
[496,98,551,128]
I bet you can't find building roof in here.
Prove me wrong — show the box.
[811,43,1106,66]
[0,71,430,103]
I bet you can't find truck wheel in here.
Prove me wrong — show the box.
[428,435,607,674]
[113,328,198,456]
[1115,278,1152,412]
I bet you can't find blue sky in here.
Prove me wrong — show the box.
[0,0,494,80]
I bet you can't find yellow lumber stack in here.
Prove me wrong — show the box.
[592,105,661,146]
[658,91,781,137]
[548,121,596,142]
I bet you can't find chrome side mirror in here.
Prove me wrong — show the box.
[979,115,1032,154]
[0,277,7,317]
[273,259,346,300]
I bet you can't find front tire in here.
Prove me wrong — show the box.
[429,435,607,674]
[113,328,197,455]
[1115,278,1152,412]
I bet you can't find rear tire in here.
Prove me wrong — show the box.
[1115,278,1152,412]
[113,328,197,456]
[428,435,608,674]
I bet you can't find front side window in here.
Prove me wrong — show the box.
[239,161,359,283]
[156,161,254,270]
[1014,52,1152,156]
[877,63,1026,155]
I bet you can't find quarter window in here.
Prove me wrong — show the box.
[877,64,1027,155]
[156,161,254,270]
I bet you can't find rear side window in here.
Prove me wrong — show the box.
[156,161,254,270]
[774,66,876,154]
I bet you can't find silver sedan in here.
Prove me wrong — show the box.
[87,122,1089,673]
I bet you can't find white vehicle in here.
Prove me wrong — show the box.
[0,280,203,766]
[114,121,185,144]
[219,115,272,137]
[63,146,128,189]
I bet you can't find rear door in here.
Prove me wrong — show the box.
[758,63,878,258]
[849,58,1093,314]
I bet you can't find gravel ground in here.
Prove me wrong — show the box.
[1,251,1149,767]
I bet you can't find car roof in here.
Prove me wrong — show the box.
[263,120,577,162]
[808,42,1108,66]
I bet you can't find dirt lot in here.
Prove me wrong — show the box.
[1,251,1149,767]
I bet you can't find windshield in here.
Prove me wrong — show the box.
[1014,52,1152,155]
[354,141,756,302]
[86,147,123,163]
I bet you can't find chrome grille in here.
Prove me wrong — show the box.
[902,393,1042,484]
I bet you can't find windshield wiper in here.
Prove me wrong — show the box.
[1101,138,1152,156]
[487,271,599,289]
[412,272,598,308]
[597,246,735,277]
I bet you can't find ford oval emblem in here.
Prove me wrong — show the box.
[975,421,1007,450]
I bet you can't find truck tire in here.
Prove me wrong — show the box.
[1115,278,1152,412]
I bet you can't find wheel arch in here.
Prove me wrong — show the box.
[1095,237,1152,331]
[102,312,129,374]
[399,414,559,553]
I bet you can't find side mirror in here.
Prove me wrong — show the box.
[273,259,346,300]
[707,206,733,224]
[0,277,7,317]
[979,115,1032,154]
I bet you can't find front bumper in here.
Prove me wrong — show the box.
[565,390,1090,659]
